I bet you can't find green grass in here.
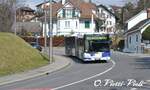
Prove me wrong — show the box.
[0,32,49,76]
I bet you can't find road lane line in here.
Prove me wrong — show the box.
[52,60,116,90]
[130,88,137,90]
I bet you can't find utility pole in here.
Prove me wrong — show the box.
[44,0,47,52]
[49,0,53,63]
[121,7,124,30]
[144,0,146,9]
[14,1,17,35]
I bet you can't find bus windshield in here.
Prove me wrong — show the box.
[88,40,110,52]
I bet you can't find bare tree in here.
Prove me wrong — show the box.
[0,0,13,32]
[0,0,25,32]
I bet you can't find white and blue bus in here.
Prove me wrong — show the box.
[65,34,111,62]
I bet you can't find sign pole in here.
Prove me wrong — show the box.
[49,0,53,64]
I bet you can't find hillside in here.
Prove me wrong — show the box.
[0,33,48,76]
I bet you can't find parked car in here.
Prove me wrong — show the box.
[30,42,42,51]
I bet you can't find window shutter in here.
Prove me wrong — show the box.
[63,9,65,18]
[72,8,75,17]
[85,21,90,28]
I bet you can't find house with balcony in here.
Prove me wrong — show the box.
[16,7,41,36]
[16,7,35,22]
[36,0,101,36]
[124,8,150,53]
[97,5,117,35]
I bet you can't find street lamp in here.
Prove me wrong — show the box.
[14,1,17,35]
[44,0,47,52]
[49,0,53,63]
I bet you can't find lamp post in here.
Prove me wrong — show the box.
[49,0,53,63]
[44,0,47,52]
[14,1,17,35]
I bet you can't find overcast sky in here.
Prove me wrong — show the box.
[25,0,136,9]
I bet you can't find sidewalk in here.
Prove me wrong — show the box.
[0,55,71,86]
[112,50,150,57]
[125,53,150,57]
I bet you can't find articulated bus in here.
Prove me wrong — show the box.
[65,34,111,62]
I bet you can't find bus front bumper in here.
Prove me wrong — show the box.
[83,52,110,61]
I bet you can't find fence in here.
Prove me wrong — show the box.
[21,36,64,47]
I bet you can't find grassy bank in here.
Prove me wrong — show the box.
[0,33,49,76]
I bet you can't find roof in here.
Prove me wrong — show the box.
[36,0,56,7]
[38,0,98,20]
[125,18,150,34]
[39,2,63,20]
[97,4,118,19]
[52,2,63,18]
[79,2,97,19]
[125,10,146,23]
[68,0,82,6]
[110,5,122,11]
[58,0,97,19]
[69,0,97,15]
[17,7,35,12]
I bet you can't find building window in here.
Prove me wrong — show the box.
[127,38,129,48]
[107,15,109,18]
[76,21,78,29]
[136,34,138,42]
[72,9,75,17]
[101,9,103,13]
[109,28,112,32]
[107,28,109,33]
[107,21,109,25]
[110,21,112,25]
[125,23,128,31]
[85,21,90,28]
[66,8,72,18]
[48,21,53,30]
[63,9,65,18]
[58,21,60,29]
[102,13,105,18]
[65,21,70,28]
[129,36,131,44]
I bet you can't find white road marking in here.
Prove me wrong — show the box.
[52,60,116,90]
[130,88,137,90]
[145,80,150,85]
[146,80,150,82]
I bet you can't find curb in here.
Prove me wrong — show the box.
[0,55,71,86]
[145,80,150,85]
[141,80,150,89]
[113,51,150,58]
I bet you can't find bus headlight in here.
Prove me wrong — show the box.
[83,53,91,59]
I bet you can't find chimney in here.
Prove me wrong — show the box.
[147,8,150,18]
[82,0,91,3]
[61,0,66,5]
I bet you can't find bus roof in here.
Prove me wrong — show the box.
[65,33,109,38]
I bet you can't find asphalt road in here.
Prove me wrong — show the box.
[0,47,150,90]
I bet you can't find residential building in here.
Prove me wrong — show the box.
[37,0,100,36]
[124,8,150,53]
[16,7,35,22]
[16,7,41,36]
[110,5,122,14]
[97,5,117,35]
